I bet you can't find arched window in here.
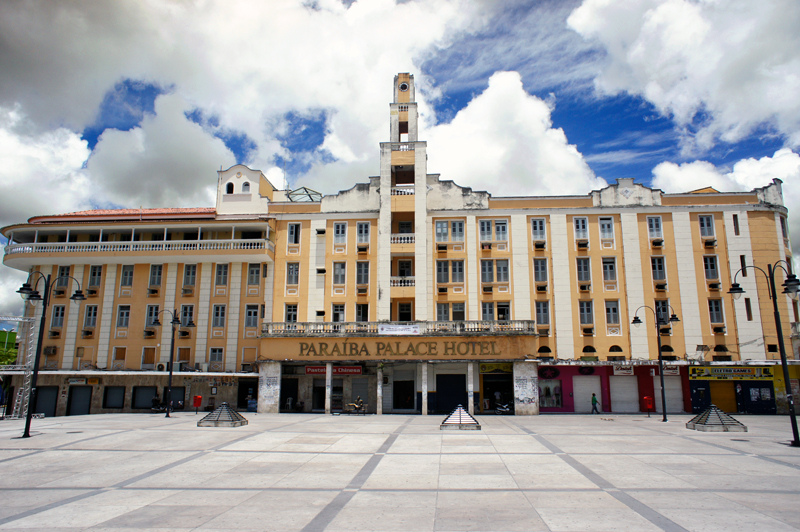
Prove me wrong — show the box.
[242,182,250,193]
[582,346,596,353]
[609,345,623,352]
[537,346,552,353]
[713,345,728,352]
[226,183,234,194]
[660,345,674,352]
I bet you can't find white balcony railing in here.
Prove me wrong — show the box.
[4,239,274,256]
[391,187,414,196]
[390,234,414,244]
[390,276,415,287]
[263,320,537,337]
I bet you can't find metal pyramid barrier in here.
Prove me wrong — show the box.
[440,404,481,430]
[686,405,747,432]
[197,402,249,427]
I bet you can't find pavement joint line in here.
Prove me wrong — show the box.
[508,419,690,532]
[0,488,104,527]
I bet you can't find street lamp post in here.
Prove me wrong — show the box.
[728,261,800,447]
[632,306,680,422]
[151,309,194,418]
[17,273,85,438]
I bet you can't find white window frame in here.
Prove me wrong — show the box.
[494,220,508,242]
[577,258,591,282]
[183,264,197,287]
[117,305,130,328]
[451,261,464,283]
[436,261,449,284]
[699,215,715,238]
[356,262,369,285]
[285,304,298,323]
[245,305,259,328]
[602,258,616,282]
[436,303,450,321]
[599,217,614,240]
[481,302,494,321]
[451,221,464,242]
[496,260,509,283]
[708,299,724,324]
[215,264,228,286]
[651,256,666,281]
[703,255,719,280]
[574,217,589,240]
[333,222,347,244]
[149,264,162,286]
[286,263,300,286]
[287,223,301,245]
[435,221,448,242]
[535,301,549,325]
[452,302,466,321]
[533,258,548,283]
[531,218,546,241]
[145,304,159,327]
[479,220,492,242]
[212,304,226,328]
[357,222,370,244]
[181,304,194,327]
[647,216,662,239]
[209,348,223,363]
[481,260,494,283]
[120,265,134,287]
[84,305,98,328]
[247,263,261,286]
[88,265,103,287]
[579,300,593,325]
[332,262,346,285]
[605,301,620,325]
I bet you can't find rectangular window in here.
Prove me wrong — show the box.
[496,260,509,283]
[479,220,492,241]
[535,301,549,325]
[285,304,298,323]
[356,262,369,285]
[655,300,670,323]
[146,305,159,327]
[333,262,346,285]
[183,264,197,286]
[744,298,753,321]
[494,220,508,242]
[332,304,345,323]
[651,257,666,281]
[781,216,788,239]
[497,302,510,321]
[435,221,448,242]
[533,258,548,282]
[286,263,299,285]
[149,264,162,286]
[209,348,223,363]
[212,305,226,328]
[481,302,494,321]
[398,260,412,277]
[356,303,369,322]
[579,301,593,325]
[84,305,98,328]
[245,305,259,328]
[215,264,228,286]
[647,216,662,238]
[732,214,740,236]
[708,299,724,323]
[451,261,464,283]
[451,221,464,242]
[602,258,616,282]
[574,217,588,239]
[605,301,620,325]
[398,221,413,234]
[181,305,194,327]
[333,222,347,244]
[356,222,370,244]
[599,217,614,240]
[56,266,70,287]
[452,302,465,321]
[88,265,103,287]
[436,261,449,283]
[703,256,719,280]
[288,223,301,245]
[699,215,714,237]
[577,258,591,282]
[120,265,134,287]
[481,260,494,283]
[436,303,449,321]
[117,305,130,327]
[248,263,261,285]
[531,218,546,241]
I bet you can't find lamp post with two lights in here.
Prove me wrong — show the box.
[728,261,800,447]
[150,308,195,418]
[17,273,85,438]
[631,306,680,422]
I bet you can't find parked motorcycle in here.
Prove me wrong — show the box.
[495,402,513,415]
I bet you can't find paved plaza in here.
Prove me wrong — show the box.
[0,412,798,531]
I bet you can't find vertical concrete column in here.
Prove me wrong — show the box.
[325,362,332,414]
[421,362,428,415]
[467,362,475,415]
[512,361,540,415]
[257,361,281,413]
[377,366,383,415]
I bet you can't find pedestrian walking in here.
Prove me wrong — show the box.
[591,393,600,414]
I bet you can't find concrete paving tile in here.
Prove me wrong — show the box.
[438,473,517,489]
[524,490,627,509]
[626,490,748,510]
[500,454,578,475]
[328,492,437,531]
[152,489,260,506]
[203,473,287,489]
[0,504,141,529]
[536,506,663,531]
[658,508,797,532]
[371,454,440,474]
[96,504,232,529]
[387,434,442,453]
[360,473,439,489]
[716,491,800,512]
[77,488,180,506]
[512,473,598,490]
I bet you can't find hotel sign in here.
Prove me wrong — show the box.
[261,335,535,361]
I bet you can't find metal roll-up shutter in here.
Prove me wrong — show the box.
[653,375,684,413]
[609,375,640,413]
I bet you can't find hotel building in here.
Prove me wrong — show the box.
[2,73,798,418]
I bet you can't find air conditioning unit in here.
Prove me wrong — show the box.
[179,329,191,339]
[534,241,546,250]
[87,289,98,297]
[579,284,591,292]
[357,287,368,295]
[438,287,447,294]
[713,326,726,334]
[241,363,253,372]
[357,245,368,253]
[483,285,493,293]
[708,282,720,290]
[182,287,194,296]
[536,284,547,292]
[704,239,717,248]
[316,228,326,235]
[659,327,672,335]
[147,287,159,296]
[537,328,550,336]
[577,240,589,249]
[48,330,61,339]
[43,346,58,356]
[144,329,156,338]
[582,327,594,335]
[654,283,667,291]
[316,268,326,275]
[651,239,664,248]
[157,363,166,371]
[437,244,447,252]
[316,310,325,317]
[481,243,492,250]
[82,329,94,338]
[53,288,66,297]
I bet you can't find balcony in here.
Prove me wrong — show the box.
[390,234,415,244]
[390,276,415,287]
[262,320,537,337]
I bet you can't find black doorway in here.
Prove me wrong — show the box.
[281,378,299,411]
[482,374,513,410]
[33,386,58,417]
[392,380,415,410]
[436,374,467,414]
[237,378,259,409]
[67,386,92,416]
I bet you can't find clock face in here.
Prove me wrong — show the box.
[398,82,409,92]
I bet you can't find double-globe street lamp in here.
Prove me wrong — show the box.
[631,306,680,422]
[17,273,85,438]
[150,309,195,418]
[728,261,800,447]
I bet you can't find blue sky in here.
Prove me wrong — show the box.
[0,0,799,315]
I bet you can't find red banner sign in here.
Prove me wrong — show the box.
[305,366,363,375]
